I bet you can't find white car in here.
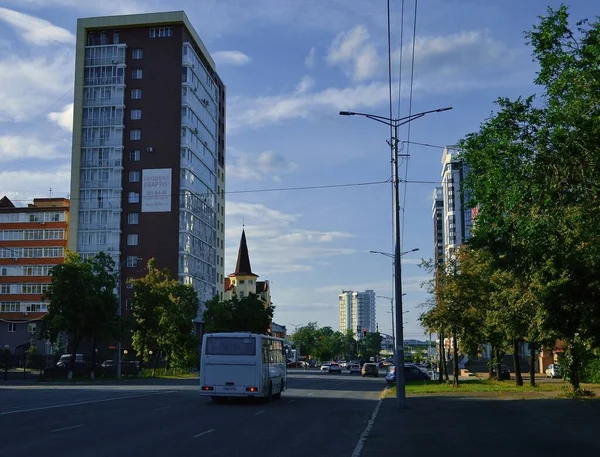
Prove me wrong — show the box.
[348,363,361,373]
[545,364,562,378]
[320,363,331,372]
[328,362,342,374]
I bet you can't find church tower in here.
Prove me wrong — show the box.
[226,229,259,299]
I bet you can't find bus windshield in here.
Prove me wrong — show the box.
[205,336,256,356]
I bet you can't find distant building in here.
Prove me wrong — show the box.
[0,196,70,353]
[432,187,444,266]
[68,11,226,333]
[339,289,376,340]
[271,322,286,339]
[438,146,472,262]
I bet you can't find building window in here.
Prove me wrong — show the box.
[132,48,143,59]
[131,89,142,100]
[126,256,139,267]
[132,69,143,80]
[8,322,16,332]
[125,299,133,310]
[149,27,173,38]
[130,129,141,140]
[129,171,140,182]
[27,323,37,334]
[128,192,139,203]
[127,234,139,246]
[239,280,245,284]
[131,109,142,120]
[126,278,134,289]
[129,150,140,161]
[113,31,120,44]
[128,213,139,225]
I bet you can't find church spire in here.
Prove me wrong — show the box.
[233,229,257,276]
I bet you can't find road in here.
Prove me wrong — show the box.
[0,370,385,457]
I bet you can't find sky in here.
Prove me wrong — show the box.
[0,0,596,340]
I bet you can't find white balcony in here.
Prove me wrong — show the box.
[83,97,125,107]
[82,117,125,127]
[84,57,126,67]
[80,179,122,189]
[82,138,123,148]
[81,159,123,168]
[84,76,125,86]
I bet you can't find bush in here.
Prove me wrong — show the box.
[583,356,600,383]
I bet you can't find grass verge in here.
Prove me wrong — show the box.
[386,379,600,398]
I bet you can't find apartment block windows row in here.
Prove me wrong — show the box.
[149,27,173,38]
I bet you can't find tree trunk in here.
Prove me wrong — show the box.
[529,342,536,387]
[438,330,445,383]
[452,330,459,388]
[568,341,581,392]
[488,344,494,380]
[513,338,523,386]
[495,348,503,381]
[90,336,97,380]
[68,334,79,380]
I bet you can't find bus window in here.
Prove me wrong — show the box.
[205,336,256,355]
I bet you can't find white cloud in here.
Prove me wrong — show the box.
[0,135,71,161]
[224,201,356,275]
[0,166,70,206]
[213,50,252,66]
[47,103,73,132]
[0,7,75,46]
[0,0,151,15]
[228,150,298,181]
[0,52,74,122]
[304,47,316,68]
[295,75,315,94]
[327,25,380,81]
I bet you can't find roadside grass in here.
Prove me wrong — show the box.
[386,378,600,398]
[140,368,198,379]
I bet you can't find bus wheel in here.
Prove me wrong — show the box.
[274,381,283,400]
[266,382,273,403]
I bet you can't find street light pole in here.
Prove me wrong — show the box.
[343,106,452,409]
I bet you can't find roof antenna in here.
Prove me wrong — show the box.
[242,218,245,228]
[49,188,52,198]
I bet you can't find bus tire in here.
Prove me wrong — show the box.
[274,380,283,400]
[266,382,273,403]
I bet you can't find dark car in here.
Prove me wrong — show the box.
[361,363,379,377]
[385,364,431,384]
[492,366,511,380]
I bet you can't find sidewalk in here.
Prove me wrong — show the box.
[361,393,600,456]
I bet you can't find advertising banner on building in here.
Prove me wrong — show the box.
[142,168,172,212]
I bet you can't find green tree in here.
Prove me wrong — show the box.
[289,323,318,359]
[202,293,274,336]
[130,259,200,372]
[342,329,358,360]
[459,6,600,392]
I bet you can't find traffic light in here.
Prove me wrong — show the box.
[363,328,367,337]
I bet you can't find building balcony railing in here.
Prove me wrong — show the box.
[78,222,121,231]
[84,76,125,87]
[83,97,125,107]
[82,117,125,127]
[78,200,122,210]
[84,57,126,67]
[81,159,123,168]
[80,179,122,189]
[82,138,123,148]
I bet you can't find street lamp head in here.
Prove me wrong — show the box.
[410,248,419,253]
[339,111,355,116]
[436,107,453,113]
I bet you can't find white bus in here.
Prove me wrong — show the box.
[200,332,287,401]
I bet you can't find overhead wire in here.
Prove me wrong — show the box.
[401,0,419,248]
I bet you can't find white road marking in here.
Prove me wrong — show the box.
[153,406,171,412]
[287,400,295,403]
[307,393,314,396]
[254,409,266,415]
[194,429,215,438]
[52,423,86,433]
[0,391,175,416]
[350,394,384,457]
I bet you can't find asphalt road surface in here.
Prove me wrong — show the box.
[0,370,385,457]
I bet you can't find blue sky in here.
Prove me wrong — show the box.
[0,0,595,339]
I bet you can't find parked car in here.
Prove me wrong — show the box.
[348,363,361,373]
[492,365,511,380]
[545,363,562,378]
[361,363,379,377]
[328,362,342,374]
[320,362,331,372]
[56,353,84,367]
[385,364,432,384]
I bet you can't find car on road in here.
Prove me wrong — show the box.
[320,362,331,372]
[328,362,342,373]
[361,363,379,377]
[492,365,511,380]
[545,363,562,378]
[385,364,432,384]
[348,363,361,373]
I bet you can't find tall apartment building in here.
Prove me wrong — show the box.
[68,12,226,328]
[438,146,472,261]
[338,289,376,340]
[432,187,444,266]
[0,196,70,352]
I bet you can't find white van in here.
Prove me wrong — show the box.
[57,353,84,366]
